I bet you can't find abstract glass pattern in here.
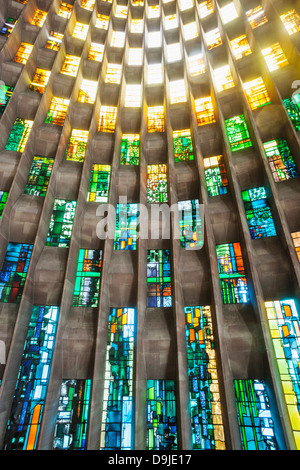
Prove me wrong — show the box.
[120,134,140,165]
[265,299,300,449]
[73,249,102,307]
[246,6,268,29]
[30,68,50,93]
[195,96,215,125]
[146,380,177,450]
[280,10,300,35]
[14,42,33,64]
[114,204,138,250]
[100,308,136,450]
[242,187,277,239]
[204,155,228,196]
[291,232,300,262]
[61,55,80,76]
[216,242,249,304]
[283,94,300,131]
[147,249,172,307]
[184,305,225,449]
[0,191,8,217]
[173,129,194,162]
[45,97,69,126]
[46,199,76,247]
[58,3,73,18]
[225,115,252,151]
[87,164,111,202]
[45,31,63,51]
[88,43,104,62]
[3,306,59,450]
[98,106,117,132]
[178,199,203,249]
[65,129,89,162]
[24,156,54,196]
[0,18,17,37]
[5,118,33,152]
[147,164,168,203]
[53,379,91,450]
[230,35,252,60]
[262,43,288,72]
[263,139,298,182]
[148,106,164,132]
[213,65,235,92]
[30,9,47,27]
[234,379,278,450]
[0,242,33,303]
[243,77,271,110]
[0,84,13,115]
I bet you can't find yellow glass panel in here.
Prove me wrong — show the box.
[78,79,98,104]
[61,55,80,76]
[205,28,222,50]
[31,9,47,27]
[198,0,214,18]
[243,77,271,110]
[183,22,198,41]
[95,14,109,29]
[261,43,289,71]
[213,65,235,92]
[111,31,125,48]
[230,35,252,60]
[105,64,122,84]
[73,22,89,40]
[14,42,33,64]
[169,80,186,104]
[81,0,95,10]
[195,96,215,125]
[88,43,104,62]
[58,3,73,18]
[188,54,205,76]
[99,106,117,132]
[148,106,164,132]
[130,19,144,33]
[30,68,51,93]
[147,64,163,84]
[280,10,300,35]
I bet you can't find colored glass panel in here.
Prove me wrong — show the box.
[53,379,91,450]
[0,84,13,115]
[242,187,276,239]
[246,6,268,29]
[24,156,54,196]
[0,191,8,217]
[61,55,80,76]
[120,134,140,165]
[284,94,300,131]
[114,203,138,250]
[65,129,89,162]
[100,307,136,450]
[46,199,76,247]
[98,106,117,132]
[230,35,252,60]
[87,164,111,202]
[265,299,300,449]
[45,31,63,51]
[0,18,17,37]
[195,96,215,126]
[243,77,271,110]
[263,139,298,182]
[216,242,249,304]
[204,155,228,196]
[291,232,300,262]
[3,305,59,450]
[30,68,50,93]
[262,43,288,71]
[58,3,73,18]
[5,118,33,152]
[147,249,172,308]
[173,129,194,162]
[147,164,168,203]
[213,65,235,92]
[146,380,177,450]
[234,379,278,450]
[0,242,33,303]
[46,97,69,126]
[178,199,203,249]
[30,9,47,27]
[184,305,225,449]
[281,10,300,35]
[14,42,33,64]
[225,115,252,151]
[73,249,102,307]
[148,106,164,132]
[88,43,104,62]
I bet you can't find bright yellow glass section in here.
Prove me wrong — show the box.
[31,9,47,27]
[230,35,252,60]
[291,232,300,262]
[99,106,117,132]
[30,68,51,93]
[58,3,73,18]
[280,10,300,35]
[78,80,98,104]
[47,97,70,126]
[213,65,235,92]
[111,31,125,48]
[130,19,144,33]
[72,22,89,40]
[148,106,164,132]
[128,49,143,66]
[205,28,222,50]
[261,43,288,71]
[125,85,142,107]
[183,22,198,41]
[45,31,63,51]
[243,77,271,110]
[61,55,80,76]
[81,0,95,10]
[14,42,33,64]
[169,80,186,104]
[195,96,215,125]
[198,0,214,18]
[188,54,205,76]
[115,5,128,18]
[246,6,268,29]
[105,64,122,84]
[147,64,163,84]
[88,43,104,62]
[95,14,109,29]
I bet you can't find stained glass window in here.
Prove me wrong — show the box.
[105,63,122,84]
[87,164,111,202]
[205,28,222,50]
[213,65,235,92]
[246,6,268,29]
[0,243,33,303]
[98,106,117,132]
[78,80,98,104]
[14,42,33,64]
[100,307,136,450]
[81,0,95,10]
[0,84,13,115]
[88,43,104,62]
[61,55,80,77]
[65,129,89,162]
[183,22,198,41]
[178,199,203,249]
[72,22,89,40]
[291,232,300,262]
[3,306,59,450]
[73,249,102,307]
[147,164,168,203]
[204,155,228,196]
[24,156,54,196]
[166,43,182,63]
[263,139,298,182]
[234,379,278,450]
[195,97,215,125]
[58,3,73,18]
[120,134,140,165]
[280,10,300,35]
[169,80,186,104]
[130,18,144,32]
[95,13,109,29]
[53,379,91,450]
[198,0,214,18]
[146,380,177,450]
[188,54,206,76]
[265,299,300,448]
[0,18,17,37]
[5,118,33,152]
[230,35,252,60]
[147,249,172,308]
[115,5,128,18]
[283,94,300,131]
[46,199,77,247]
[148,106,164,132]
[262,43,288,72]
[216,242,249,304]
[184,305,225,449]
[0,191,8,217]
[128,48,143,66]
[164,13,178,30]
[45,97,69,126]
[30,68,50,93]
[242,187,277,239]
[114,203,138,250]
[225,115,252,151]
[173,129,194,162]
[243,77,271,110]
[30,9,47,27]
[45,31,63,51]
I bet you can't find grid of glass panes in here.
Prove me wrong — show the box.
[0,242,33,303]
[0,84,14,115]
[242,187,277,239]
[225,115,252,151]
[147,249,172,308]
[24,156,54,196]
[147,164,168,203]
[291,232,300,262]
[46,199,77,247]
[0,191,8,217]
[178,199,203,249]
[263,139,298,182]
[87,164,111,202]
[204,155,228,196]
[65,129,89,162]
[283,94,300,131]
[5,118,33,152]
[73,249,102,307]
[114,203,138,250]
[30,68,51,93]
[195,97,215,125]
[120,134,140,165]
[46,97,69,126]
[173,129,194,162]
